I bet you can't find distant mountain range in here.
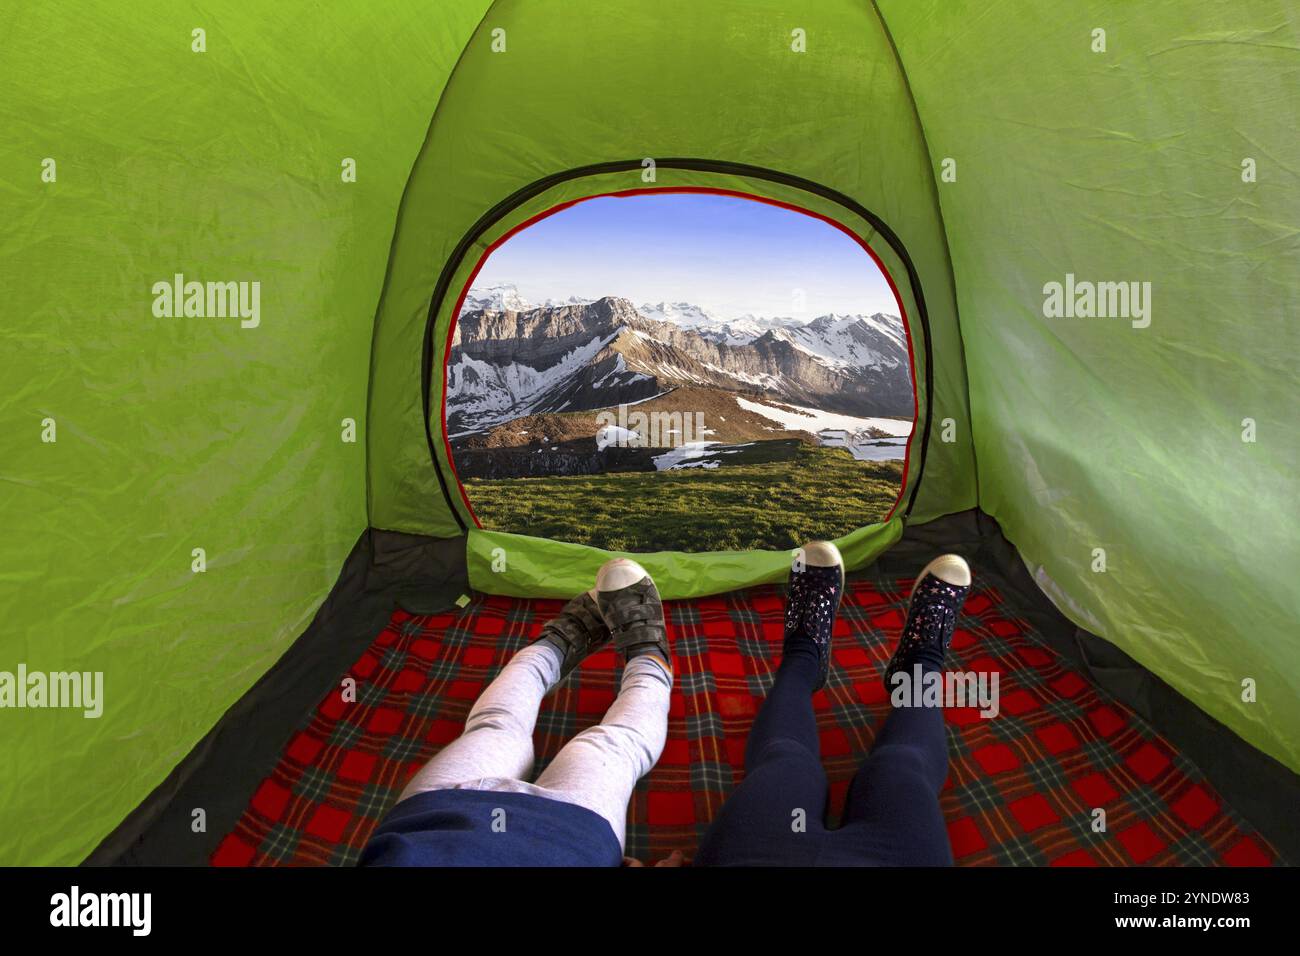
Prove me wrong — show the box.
[447,284,911,441]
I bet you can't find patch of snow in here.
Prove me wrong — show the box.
[593,353,637,388]
[651,363,712,386]
[652,441,724,470]
[735,397,912,438]
[596,424,640,450]
[819,431,909,461]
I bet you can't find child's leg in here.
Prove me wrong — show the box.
[397,643,561,802]
[531,655,672,849]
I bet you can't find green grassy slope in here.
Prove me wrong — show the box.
[465,445,903,552]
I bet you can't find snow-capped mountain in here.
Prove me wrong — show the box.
[543,294,596,309]
[459,282,533,314]
[459,283,597,315]
[447,293,911,438]
[459,285,901,357]
[689,315,800,346]
[764,313,907,370]
[635,300,719,328]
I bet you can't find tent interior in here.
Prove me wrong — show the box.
[3,1,1296,866]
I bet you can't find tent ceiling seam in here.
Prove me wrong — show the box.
[364,0,502,534]
[867,0,982,509]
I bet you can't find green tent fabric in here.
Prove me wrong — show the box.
[1,1,1295,865]
[0,0,490,866]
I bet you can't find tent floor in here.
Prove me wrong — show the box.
[213,573,1273,867]
[93,512,1297,866]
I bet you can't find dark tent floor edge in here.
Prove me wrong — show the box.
[86,512,1300,867]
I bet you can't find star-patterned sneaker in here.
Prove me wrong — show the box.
[883,554,971,690]
[784,540,845,690]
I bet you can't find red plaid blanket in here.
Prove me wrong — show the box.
[214,579,1276,866]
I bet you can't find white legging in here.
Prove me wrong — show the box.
[397,643,672,849]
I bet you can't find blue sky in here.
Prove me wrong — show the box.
[475,192,898,320]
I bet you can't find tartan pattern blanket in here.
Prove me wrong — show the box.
[214,578,1275,866]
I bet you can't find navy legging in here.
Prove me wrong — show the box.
[695,639,953,866]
